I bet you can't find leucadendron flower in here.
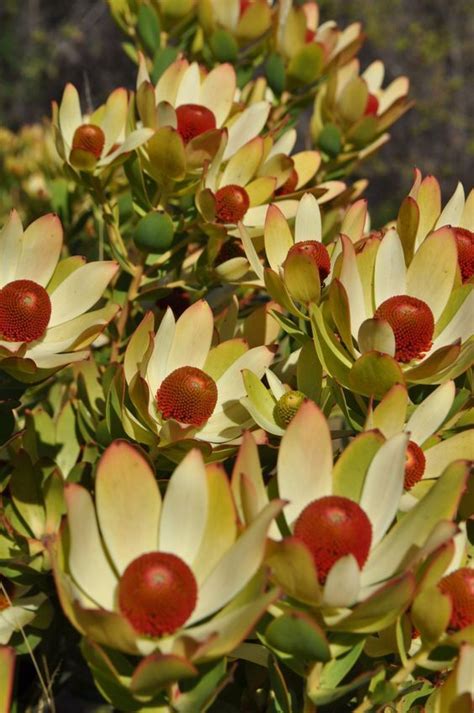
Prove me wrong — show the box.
[52,441,282,689]
[313,225,474,398]
[238,192,341,303]
[311,58,411,162]
[365,382,474,503]
[124,300,274,444]
[52,83,153,173]
[232,401,469,632]
[0,211,118,376]
[401,170,473,282]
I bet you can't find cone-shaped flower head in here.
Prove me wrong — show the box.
[365,382,474,500]
[52,441,283,662]
[232,401,469,620]
[53,84,153,172]
[328,225,474,393]
[238,192,342,294]
[124,300,274,443]
[118,552,198,637]
[311,58,411,159]
[373,295,434,362]
[293,496,372,583]
[438,568,474,631]
[0,211,118,372]
[200,131,330,236]
[156,366,218,426]
[403,441,426,490]
[137,56,270,161]
[453,227,474,283]
[404,172,474,272]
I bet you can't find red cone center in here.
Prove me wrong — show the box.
[374,295,434,362]
[404,440,426,490]
[156,366,218,426]
[72,124,105,159]
[286,240,331,281]
[438,567,474,631]
[215,185,250,224]
[293,495,372,583]
[453,227,474,283]
[0,279,51,342]
[118,552,197,637]
[176,104,217,144]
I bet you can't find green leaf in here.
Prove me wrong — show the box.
[174,659,229,713]
[265,611,330,662]
[331,574,415,634]
[268,656,292,713]
[151,46,180,84]
[332,430,385,501]
[131,654,197,696]
[137,4,161,55]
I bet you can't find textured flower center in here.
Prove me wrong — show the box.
[404,440,426,490]
[176,104,217,144]
[215,185,250,224]
[156,366,218,426]
[438,567,474,631]
[305,28,316,43]
[274,390,306,428]
[276,169,299,196]
[71,124,105,159]
[0,279,51,343]
[118,552,197,637]
[293,496,372,583]
[374,295,434,362]
[453,227,474,283]
[364,93,379,116]
[286,240,331,281]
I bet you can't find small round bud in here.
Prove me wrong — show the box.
[274,390,306,428]
[70,124,105,170]
[134,212,174,253]
[285,241,331,281]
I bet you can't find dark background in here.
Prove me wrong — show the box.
[0,0,472,221]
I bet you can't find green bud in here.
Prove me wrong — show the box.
[287,44,324,85]
[265,53,286,95]
[134,212,174,253]
[274,390,306,428]
[317,123,342,157]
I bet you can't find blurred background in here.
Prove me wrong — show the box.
[0,0,472,221]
